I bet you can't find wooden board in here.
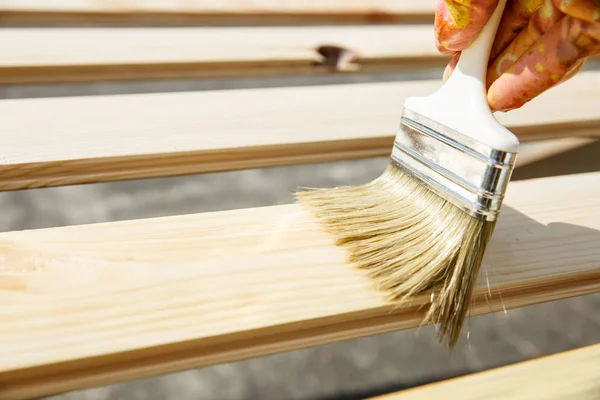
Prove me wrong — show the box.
[0,0,436,25]
[0,25,445,84]
[1,171,600,399]
[2,71,600,191]
[515,138,597,167]
[374,344,600,399]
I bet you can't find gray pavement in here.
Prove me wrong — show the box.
[2,74,599,400]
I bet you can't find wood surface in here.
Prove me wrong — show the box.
[515,138,597,167]
[374,343,600,399]
[3,71,600,191]
[0,25,445,84]
[0,0,435,25]
[1,171,600,399]
[3,26,596,85]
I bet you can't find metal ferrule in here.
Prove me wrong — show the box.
[390,108,517,221]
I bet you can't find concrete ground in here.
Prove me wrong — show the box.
[2,72,600,400]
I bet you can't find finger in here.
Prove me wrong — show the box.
[487,0,564,84]
[435,0,499,53]
[488,16,600,111]
[491,0,544,60]
[552,0,600,23]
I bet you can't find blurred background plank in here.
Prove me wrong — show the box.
[0,0,435,25]
[3,26,597,85]
[2,71,599,191]
[0,26,445,84]
[515,138,597,168]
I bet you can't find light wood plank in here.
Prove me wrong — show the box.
[0,25,445,84]
[374,344,600,400]
[516,138,597,167]
[1,71,600,191]
[1,171,600,399]
[0,0,435,25]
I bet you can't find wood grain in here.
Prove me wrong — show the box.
[374,344,600,399]
[1,171,600,399]
[2,71,600,191]
[0,25,445,84]
[0,0,435,25]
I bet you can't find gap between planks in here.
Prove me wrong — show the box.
[1,171,600,398]
[0,0,436,25]
[2,71,600,191]
[373,343,600,399]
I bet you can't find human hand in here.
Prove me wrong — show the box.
[434,0,600,111]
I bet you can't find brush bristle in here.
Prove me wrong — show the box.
[295,163,496,348]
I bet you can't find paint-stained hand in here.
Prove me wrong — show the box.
[435,0,600,111]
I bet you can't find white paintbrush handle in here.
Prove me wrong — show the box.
[404,0,519,153]
[451,0,506,92]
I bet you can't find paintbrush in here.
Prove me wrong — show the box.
[296,0,518,348]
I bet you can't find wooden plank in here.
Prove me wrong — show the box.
[0,25,445,84]
[0,0,435,25]
[516,138,597,168]
[2,71,600,191]
[1,171,600,399]
[374,344,600,400]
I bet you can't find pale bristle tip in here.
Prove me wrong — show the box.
[295,163,496,348]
